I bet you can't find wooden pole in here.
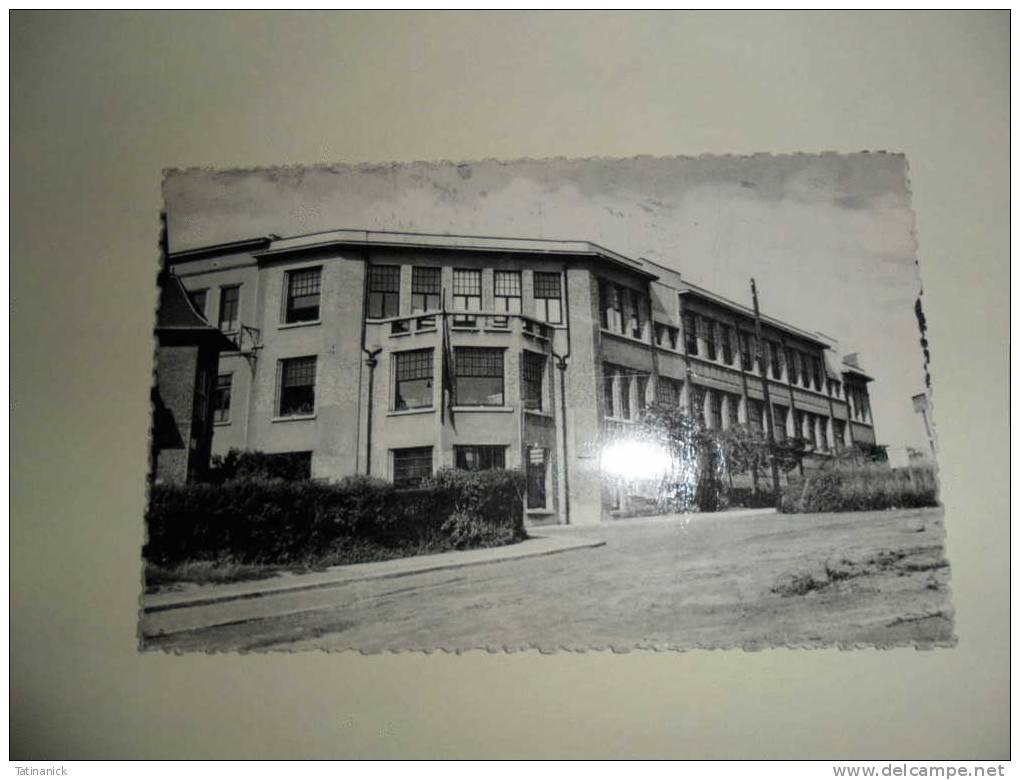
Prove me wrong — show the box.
[751,279,782,497]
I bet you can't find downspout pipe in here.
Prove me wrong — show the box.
[550,263,573,524]
[359,248,379,475]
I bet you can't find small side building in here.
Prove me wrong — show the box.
[150,271,238,485]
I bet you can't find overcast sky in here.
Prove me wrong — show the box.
[165,153,931,454]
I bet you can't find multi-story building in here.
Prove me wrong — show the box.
[165,228,877,524]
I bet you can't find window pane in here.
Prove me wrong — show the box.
[455,445,506,471]
[218,286,240,332]
[494,271,521,297]
[394,349,434,410]
[287,268,321,323]
[533,272,561,299]
[453,269,481,296]
[279,357,316,416]
[393,447,433,488]
[454,348,504,405]
[522,351,545,410]
[213,374,232,422]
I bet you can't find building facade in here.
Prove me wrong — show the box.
[166,229,877,524]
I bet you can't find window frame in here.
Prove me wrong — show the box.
[533,271,563,324]
[367,265,401,320]
[682,312,698,355]
[218,285,241,334]
[454,445,507,471]
[392,446,433,488]
[411,266,442,314]
[212,373,233,424]
[276,356,317,418]
[393,348,435,411]
[453,347,505,407]
[521,350,546,411]
[493,270,522,314]
[284,266,322,324]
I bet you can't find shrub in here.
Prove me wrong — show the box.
[207,449,312,483]
[778,463,939,514]
[144,468,527,567]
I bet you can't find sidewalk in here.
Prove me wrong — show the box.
[141,532,605,637]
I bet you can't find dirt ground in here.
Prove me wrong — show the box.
[147,506,954,653]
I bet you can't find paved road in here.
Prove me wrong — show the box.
[144,507,953,653]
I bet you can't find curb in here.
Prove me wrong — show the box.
[143,537,606,615]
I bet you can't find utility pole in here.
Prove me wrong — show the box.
[751,278,782,497]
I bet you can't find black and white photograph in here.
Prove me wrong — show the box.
[141,153,953,653]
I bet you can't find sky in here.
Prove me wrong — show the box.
[164,153,931,454]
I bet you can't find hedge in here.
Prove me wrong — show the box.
[145,468,527,566]
[778,464,939,513]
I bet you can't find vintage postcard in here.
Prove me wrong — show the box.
[141,153,953,652]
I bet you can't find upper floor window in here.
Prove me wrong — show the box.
[393,349,434,411]
[188,289,208,318]
[738,331,753,371]
[702,317,717,361]
[218,286,240,333]
[628,289,644,339]
[786,348,800,384]
[533,272,563,324]
[455,445,506,471]
[708,391,723,430]
[278,356,316,417]
[812,357,823,391]
[213,374,232,423]
[452,269,481,311]
[367,265,400,319]
[772,403,788,440]
[600,281,623,333]
[720,324,733,365]
[521,351,546,411]
[285,267,321,323]
[769,340,783,379]
[493,271,522,314]
[393,446,432,488]
[411,267,441,313]
[454,347,504,406]
[654,323,678,350]
[682,313,698,355]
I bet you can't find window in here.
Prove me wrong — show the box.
[367,265,400,319]
[833,418,846,444]
[772,404,788,440]
[285,267,321,323]
[218,286,240,333]
[533,272,563,324]
[213,374,232,423]
[709,391,723,430]
[720,324,733,365]
[188,289,207,317]
[619,373,631,419]
[526,447,548,509]
[655,323,678,350]
[800,353,811,386]
[628,289,644,338]
[683,313,698,355]
[689,385,706,419]
[601,281,623,332]
[656,377,679,406]
[748,398,764,429]
[493,271,522,314]
[723,393,738,428]
[193,367,210,432]
[454,347,504,406]
[393,447,432,488]
[812,356,823,390]
[452,269,481,310]
[769,340,783,379]
[786,348,799,384]
[394,349,434,411]
[636,375,648,416]
[702,317,717,361]
[411,267,441,313]
[455,445,506,471]
[521,351,545,411]
[739,331,753,371]
[278,356,316,417]
[603,370,615,418]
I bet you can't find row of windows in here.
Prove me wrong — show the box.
[369,266,563,323]
[392,445,549,509]
[599,281,648,339]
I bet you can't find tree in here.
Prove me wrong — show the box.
[637,402,721,512]
[770,436,809,477]
[718,423,771,494]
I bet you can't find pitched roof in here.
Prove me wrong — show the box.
[155,272,237,351]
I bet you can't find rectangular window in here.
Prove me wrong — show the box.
[218,286,240,333]
[493,270,522,314]
[748,398,764,428]
[635,374,648,416]
[709,391,723,430]
[601,281,623,333]
[619,373,632,420]
[521,351,545,411]
[603,368,616,418]
[367,265,401,319]
[452,269,482,325]
[393,447,433,488]
[188,289,207,317]
[683,313,698,355]
[285,267,321,323]
[213,374,232,423]
[724,393,738,428]
[812,357,823,391]
[772,404,788,440]
[833,418,846,443]
[702,317,717,361]
[769,341,783,379]
[278,356,316,417]
[533,272,563,324]
[628,289,643,338]
[800,353,811,386]
[394,349,434,411]
[411,267,441,313]
[454,445,506,471]
[739,331,753,371]
[786,348,799,384]
[454,347,504,406]
[689,385,706,419]
[656,377,679,406]
[526,448,547,509]
[720,325,733,365]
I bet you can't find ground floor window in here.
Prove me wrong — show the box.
[213,373,232,423]
[392,447,433,488]
[454,445,506,471]
[526,447,548,509]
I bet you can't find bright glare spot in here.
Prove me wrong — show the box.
[600,439,673,481]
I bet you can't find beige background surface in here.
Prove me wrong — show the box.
[10,11,1009,758]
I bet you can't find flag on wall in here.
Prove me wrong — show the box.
[441,292,456,426]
